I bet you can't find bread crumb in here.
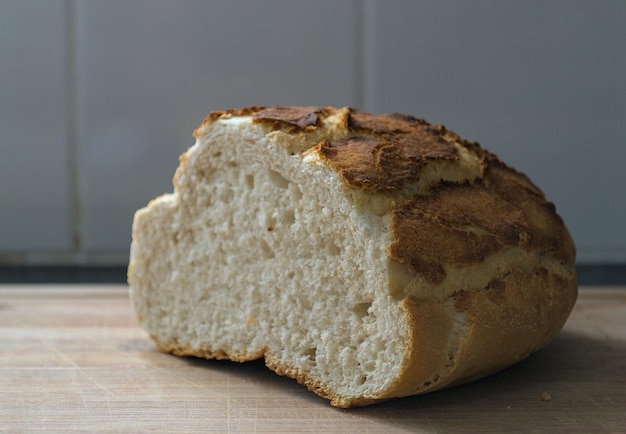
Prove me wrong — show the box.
[541,390,552,402]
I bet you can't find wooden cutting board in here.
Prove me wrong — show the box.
[1,285,624,432]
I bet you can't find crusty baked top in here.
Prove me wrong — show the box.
[253,106,329,130]
[317,109,458,192]
[198,105,576,284]
[203,106,460,191]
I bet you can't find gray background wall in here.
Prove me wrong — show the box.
[1,0,625,268]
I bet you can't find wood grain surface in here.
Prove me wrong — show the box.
[1,285,624,433]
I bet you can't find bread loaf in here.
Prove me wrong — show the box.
[128,106,577,407]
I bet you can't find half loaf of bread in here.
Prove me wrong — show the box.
[128,106,577,407]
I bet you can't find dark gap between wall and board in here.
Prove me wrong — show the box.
[0,266,128,284]
[0,264,624,285]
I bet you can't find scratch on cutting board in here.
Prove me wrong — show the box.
[36,330,117,400]
[562,381,607,410]
[227,376,231,433]
[36,332,80,369]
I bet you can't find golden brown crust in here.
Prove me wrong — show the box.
[481,156,576,265]
[385,265,577,401]
[316,135,457,192]
[388,154,576,285]
[449,266,578,380]
[389,181,531,285]
[252,106,330,131]
[316,108,459,192]
[345,109,428,134]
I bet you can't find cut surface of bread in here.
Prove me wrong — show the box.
[128,106,577,407]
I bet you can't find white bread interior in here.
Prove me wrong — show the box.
[128,106,577,407]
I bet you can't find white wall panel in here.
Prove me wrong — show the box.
[1,0,624,265]
[367,0,626,262]
[75,0,360,252]
[0,0,72,253]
